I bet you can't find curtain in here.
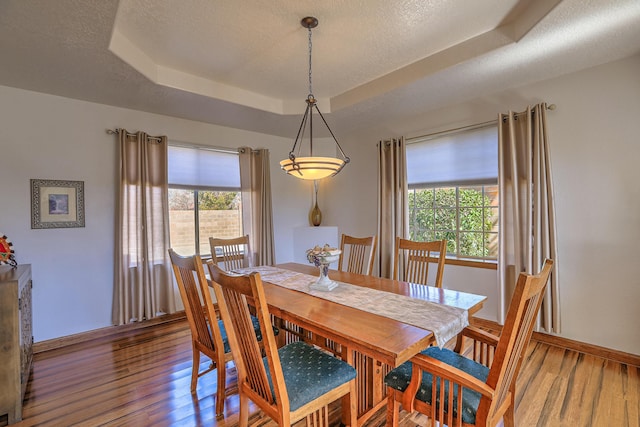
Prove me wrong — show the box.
[377,138,408,278]
[498,103,560,333]
[239,147,275,266]
[113,130,176,325]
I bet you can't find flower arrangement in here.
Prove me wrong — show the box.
[0,233,17,268]
[306,244,340,267]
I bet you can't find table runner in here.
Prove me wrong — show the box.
[235,265,468,347]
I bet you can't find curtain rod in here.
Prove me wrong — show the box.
[169,140,242,155]
[408,103,556,144]
[108,129,247,154]
[106,128,162,142]
[502,103,556,121]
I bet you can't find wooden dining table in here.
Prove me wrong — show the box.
[255,262,486,425]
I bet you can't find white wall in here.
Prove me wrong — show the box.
[0,86,315,341]
[329,54,640,355]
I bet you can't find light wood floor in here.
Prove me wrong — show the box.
[7,319,639,427]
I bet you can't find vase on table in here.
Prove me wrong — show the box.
[306,247,341,291]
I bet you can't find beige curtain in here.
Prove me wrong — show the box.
[113,130,176,325]
[239,147,275,266]
[498,103,560,333]
[377,138,408,278]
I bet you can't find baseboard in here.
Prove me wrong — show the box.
[471,317,640,367]
[33,311,187,354]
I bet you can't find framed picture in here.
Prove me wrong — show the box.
[31,179,85,229]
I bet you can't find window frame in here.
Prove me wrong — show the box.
[168,187,243,257]
[408,183,498,261]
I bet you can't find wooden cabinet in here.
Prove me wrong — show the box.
[0,264,33,424]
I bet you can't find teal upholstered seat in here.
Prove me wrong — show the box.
[217,315,278,354]
[264,341,357,412]
[385,346,489,424]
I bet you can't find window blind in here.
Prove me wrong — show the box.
[168,145,240,190]
[407,125,498,187]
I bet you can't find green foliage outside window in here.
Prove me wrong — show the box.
[198,191,239,210]
[169,189,239,210]
[408,186,498,259]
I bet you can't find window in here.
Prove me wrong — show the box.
[406,125,499,260]
[168,145,242,256]
[408,185,498,259]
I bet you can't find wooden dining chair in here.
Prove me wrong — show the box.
[393,237,447,287]
[207,263,358,427]
[168,249,233,417]
[169,249,268,418]
[384,259,554,427]
[209,235,252,271]
[338,233,377,276]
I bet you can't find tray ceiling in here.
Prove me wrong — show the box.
[1,0,639,138]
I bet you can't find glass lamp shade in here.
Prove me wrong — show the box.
[279,156,345,180]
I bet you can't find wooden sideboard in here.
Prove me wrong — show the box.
[0,264,33,424]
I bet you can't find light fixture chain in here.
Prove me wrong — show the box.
[308,26,313,95]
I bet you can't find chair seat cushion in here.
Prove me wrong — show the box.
[385,346,489,425]
[217,315,278,354]
[265,341,356,412]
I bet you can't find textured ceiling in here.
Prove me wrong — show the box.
[1,0,639,140]
[113,0,520,102]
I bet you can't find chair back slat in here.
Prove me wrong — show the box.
[394,237,446,287]
[338,234,377,276]
[208,264,284,413]
[348,244,364,273]
[210,235,252,271]
[481,259,554,421]
[168,250,216,352]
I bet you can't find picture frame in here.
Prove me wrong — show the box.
[31,179,85,229]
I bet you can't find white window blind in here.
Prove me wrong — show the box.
[168,145,240,190]
[407,125,498,187]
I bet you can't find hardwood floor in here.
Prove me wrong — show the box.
[8,319,639,427]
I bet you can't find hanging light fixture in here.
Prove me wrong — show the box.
[280,16,350,180]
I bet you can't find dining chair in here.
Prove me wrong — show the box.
[209,235,252,271]
[393,237,447,287]
[337,233,377,276]
[207,263,358,427]
[384,259,554,427]
[168,249,265,418]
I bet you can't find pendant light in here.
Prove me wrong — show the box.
[279,17,350,180]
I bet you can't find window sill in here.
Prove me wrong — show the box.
[444,258,497,270]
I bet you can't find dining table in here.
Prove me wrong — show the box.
[238,262,487,425]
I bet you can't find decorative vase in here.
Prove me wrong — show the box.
[308,250,341,291]
[310,180,322,226]
[310,202,322,226]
